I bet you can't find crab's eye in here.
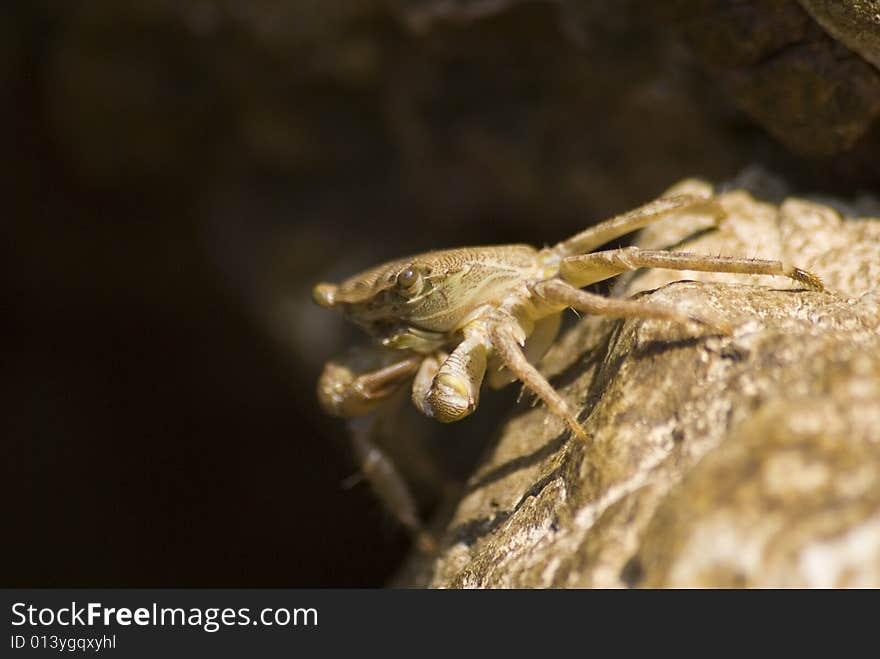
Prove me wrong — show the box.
[395,267,423,297]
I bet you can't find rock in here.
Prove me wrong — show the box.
[418,179,880,588]
[662,0,880,155]
[798,0,880,70]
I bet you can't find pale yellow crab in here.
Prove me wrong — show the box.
[313,192,823,442]
[313,190,823,547]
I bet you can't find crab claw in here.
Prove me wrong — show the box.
[426,373,478,422]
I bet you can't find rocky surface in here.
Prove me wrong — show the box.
[663,0,880,155]
[798,0,880,70]
[416,181,880,588]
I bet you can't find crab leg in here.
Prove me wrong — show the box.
[559,246,824,290]
[552,194,723,258]
[348,417,436,553]
[531,279,731,334]
[488,317,588,440]
[318,353,423,417]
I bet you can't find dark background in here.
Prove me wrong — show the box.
[3,1,879,586]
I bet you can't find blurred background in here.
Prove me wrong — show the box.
[3,0,879,586]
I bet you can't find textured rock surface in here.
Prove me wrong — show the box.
[417,181,880,588]
[664,0,880,154]
[798,0,880,70]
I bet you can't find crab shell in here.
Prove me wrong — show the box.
[312,245,551,348]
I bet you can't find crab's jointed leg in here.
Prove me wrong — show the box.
[531,279,731,335]
[488,316,587,440]
[486,312,562,389]
[552,193,724,258]
[348,417,436,553]
[558,246,824,290]
[317,353,424,417]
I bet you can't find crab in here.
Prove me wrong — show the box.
[312,190,823,546]
[313,192,823,439]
